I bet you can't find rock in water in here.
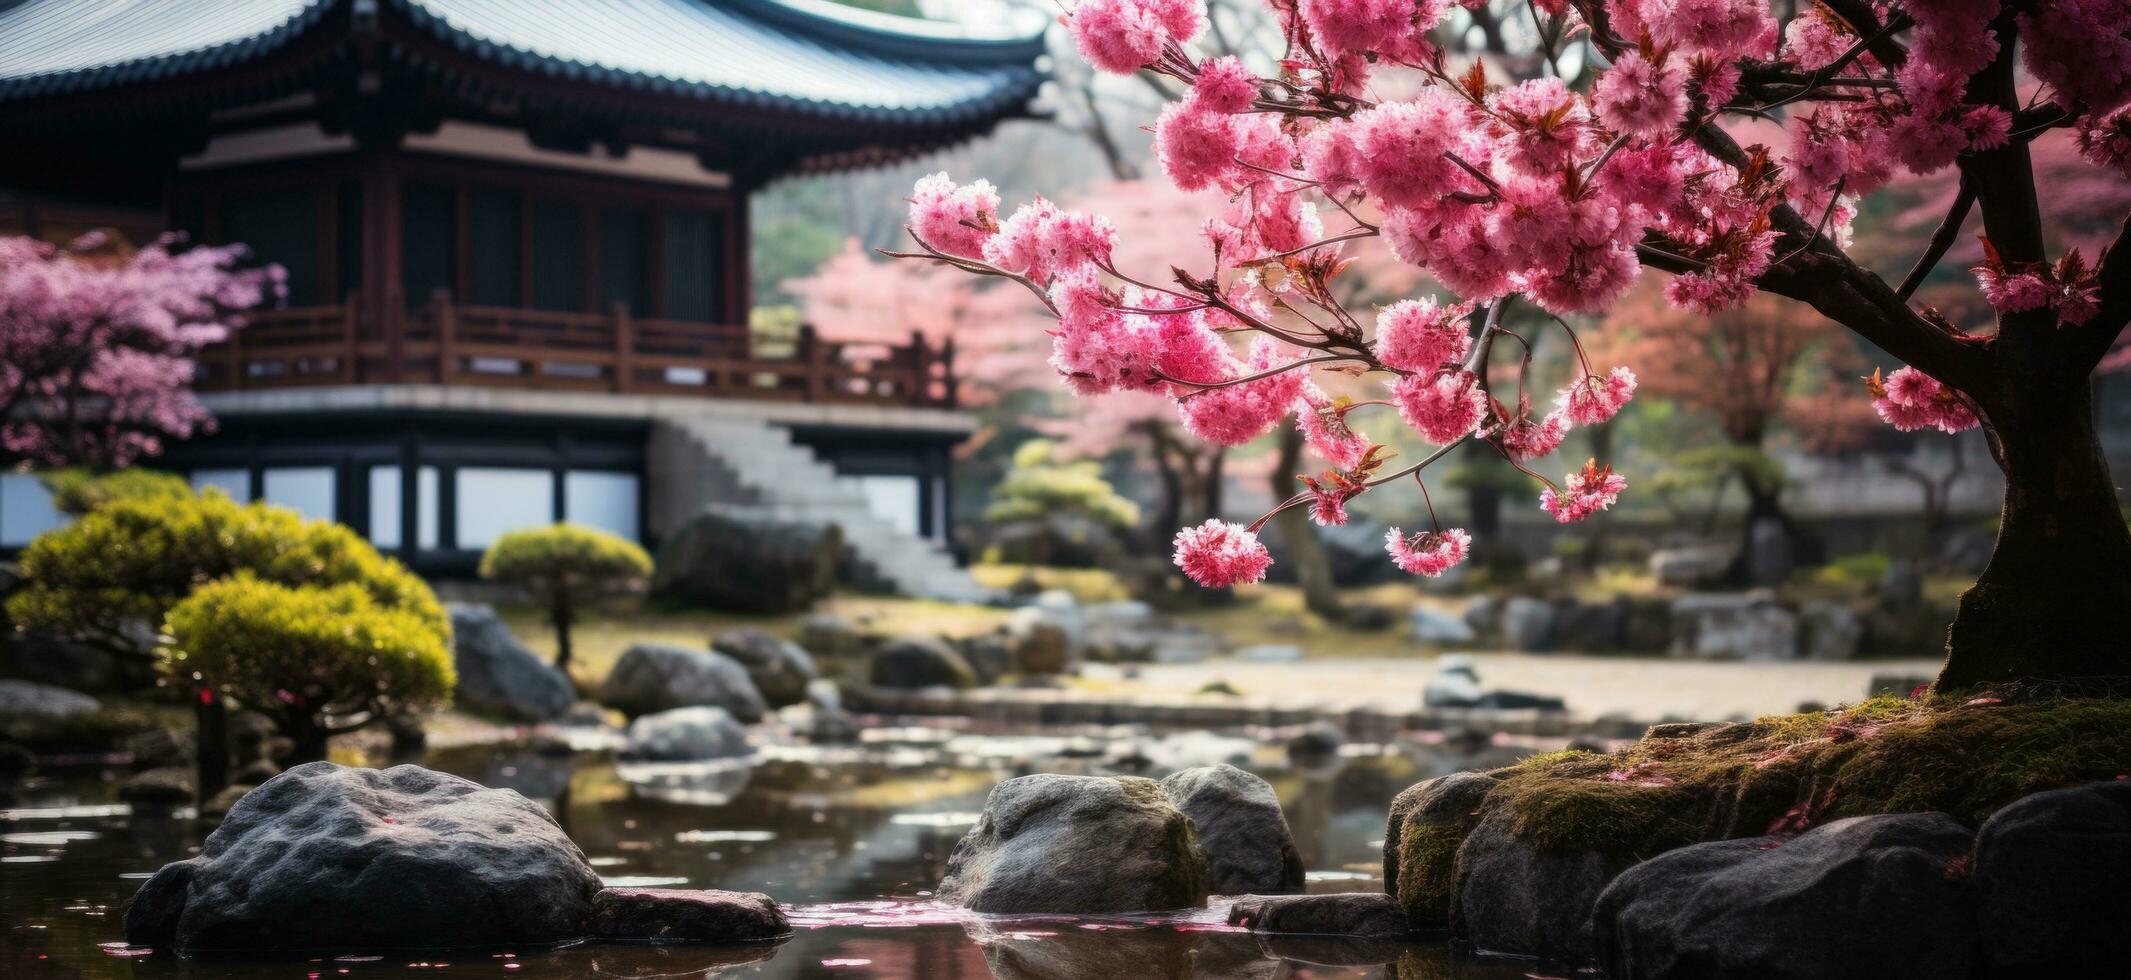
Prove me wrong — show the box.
[938,773,1208,914]
[649,507,841,614]
[1590,813,1978,980]
[447,603,575,722]
[590,888,789,944]
[601,643,768,721]
[1384,771,1497,926]
[1450,807,1614,963]
[1975,781,2131,975]
[709,629,817,709]
[123,762,601,952]
[1227,892,1411,937]
[1157,765,1304,896]
[866,635,977,690]
[623,707,752,762]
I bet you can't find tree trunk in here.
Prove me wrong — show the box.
[1940,382,2131,689]
[285,713,330,765]
[551,597,575,672]
[1728,460,1824,585]
[193,689,229,802]
[1272,427,1346,621]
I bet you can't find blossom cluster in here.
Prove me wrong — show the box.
[1865,367,1978,435]
[897,0,2117,590]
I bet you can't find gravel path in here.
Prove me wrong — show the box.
[1086,653,1944,722]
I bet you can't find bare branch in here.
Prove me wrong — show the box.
[1896,178,1975,300]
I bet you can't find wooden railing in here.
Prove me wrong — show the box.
[194,294,957,408]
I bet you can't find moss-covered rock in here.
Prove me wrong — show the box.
[1390,690,2131,962]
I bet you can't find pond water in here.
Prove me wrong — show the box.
[2,719,1551,979]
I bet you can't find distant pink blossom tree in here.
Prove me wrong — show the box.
[893,2,2131,687]
[0,233,279,467]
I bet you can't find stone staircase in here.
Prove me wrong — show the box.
[657,414,995,604]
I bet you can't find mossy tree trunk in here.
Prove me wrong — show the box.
[550,592,575,673]
[1271,426,1346,621]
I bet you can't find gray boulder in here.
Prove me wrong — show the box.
[1500,597,1556,651]
[1411,605,1477,644]
[1649,545,1729,587]
[447,603,574,722]
[938,773,1208,914]
[623,707,752,762]
[649,506,841,614]
[1227,892,1410,937]
[1450,806,1614,962]
[602,643,767,721]
[867,635,976,690]
[1669,592,1798,659]
[709,629,816,709]
[589,888,788,944]
[1157,764,1304,896]
[0,678,98,717]
[124,762,601,952]
[1975,781,2131,975]
[797,612,865,661]
[1591,813,1978,980]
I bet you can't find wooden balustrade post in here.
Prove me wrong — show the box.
[433,289,456,385]
[800,324,825,401]
[228,317,244,391]
[941,334,958,408]
[342,292,360,383]
[612,302,633,394]
[907,330,927,406]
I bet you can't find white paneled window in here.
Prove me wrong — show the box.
[371,465,441,549]
[190,468,251,500]
[565,470,640,541]
[854,474,921,538]
[263,467,336,521]
[455,467,552,548]
[0,473,68,547]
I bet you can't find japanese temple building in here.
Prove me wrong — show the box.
[0,0,1043,593]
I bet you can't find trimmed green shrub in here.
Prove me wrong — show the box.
[38,467,192,515]
[984,439,1140,529]
[7,490,445,663]
[479,523,651,670]
[163,576,454,761]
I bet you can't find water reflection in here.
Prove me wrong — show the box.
[2,716,1543,980]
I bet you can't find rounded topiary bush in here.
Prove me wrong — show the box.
[163,576,455,761]
[7,489,445,661]
[479,523,651,671]
[38,467,193,515]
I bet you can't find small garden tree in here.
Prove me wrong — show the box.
[984,438,1141,566]
[163,576,454,763]
[37,466,192,515]
[891,0,2131,690]
[8,489,447,789]
[478,523,651,672]
[0,232,278,467]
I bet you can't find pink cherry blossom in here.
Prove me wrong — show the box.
[1499,411,1569,461]
[1869,366,1979,435]
[1066,0,1168,75]
[1296,388,1371,470]
[1538,460,1629,524]
[1373,297,1473,373]
[907,173,999,259]
[1556,367,1639,426]
[1592,51,1687,138]
[1177,337,1308,445]
[1192,56,1259,114]
[1385,526,1471,577]
[1172,518,1274,587]
[1391,369,1489,444]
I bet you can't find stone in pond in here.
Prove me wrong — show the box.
[1449,805,1614,963]
[1590,812,1978,980]
[866,635,977,690]
[709,628,816,709]
[123,762,601,952]
[1974,780,2131,975]
[1384,771,1497,926]
[602,642,767,722]
[1157,764,1304,896]
[590,888,789,944]
[624,706,752,762]
[446,602,575,722]
[938,773,1208,914]
[1228,892,1411,937]
[118,766,194,805]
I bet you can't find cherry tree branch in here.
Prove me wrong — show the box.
[1896,178,1976,300]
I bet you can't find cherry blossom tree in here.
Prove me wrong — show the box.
[0,233,279,467]
[891,0,2131,688]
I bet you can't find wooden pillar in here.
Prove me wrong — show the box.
[800,324,824,402]
[342,292,360,383]
[941,335,958,408]
[361,149,404,381]
[908,330,927,406]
